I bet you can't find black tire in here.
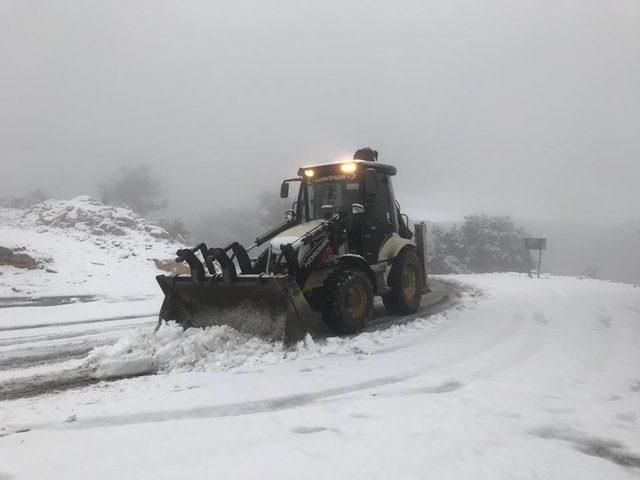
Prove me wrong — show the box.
[321,269,374,334]
[382,248,423,315]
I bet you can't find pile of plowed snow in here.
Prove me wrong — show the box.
[85,314,449,378]
[0,196,182,298]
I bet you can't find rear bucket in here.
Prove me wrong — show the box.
[156,274,320,344]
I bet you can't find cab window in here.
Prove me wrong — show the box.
[302,179,361,221]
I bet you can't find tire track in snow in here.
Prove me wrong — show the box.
[0,320,155,348]
[364,279,464,332]
[2,372,419,434]
[0,340,116,371]
[0,369,153,402]
[0,313,157,332]
[0,315,157,399]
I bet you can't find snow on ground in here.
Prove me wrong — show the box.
[0,196,180,298]
[0,273,639,479]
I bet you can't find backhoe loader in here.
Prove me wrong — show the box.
[156,148,429,343]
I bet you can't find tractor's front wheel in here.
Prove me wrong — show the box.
[383,248,423,315]
[321,269,373,334]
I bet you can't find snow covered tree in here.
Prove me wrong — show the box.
[428,225,471,274]
[428,215,529,274]
[461,215,529,273]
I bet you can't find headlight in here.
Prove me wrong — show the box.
[340,163,357,174]
[304,169,314,177]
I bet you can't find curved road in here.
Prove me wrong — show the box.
[0,279,463,401]
[1,274,639,479]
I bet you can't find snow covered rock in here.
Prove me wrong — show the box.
[22,196,166,238]
[0,245,38,269]
[149,227,170,239]
[0,197,185,297]
[153,259,190,275]
[9,252,38,269]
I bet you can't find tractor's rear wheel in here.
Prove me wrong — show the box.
[383,248,423,315]
[321,269,373,334]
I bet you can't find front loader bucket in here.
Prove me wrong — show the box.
[156,274,321,344]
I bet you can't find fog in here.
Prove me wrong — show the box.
[1,1,638,278]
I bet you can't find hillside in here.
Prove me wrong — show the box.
[0,196,182,299]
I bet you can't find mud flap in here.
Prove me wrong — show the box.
[156,274,321,345]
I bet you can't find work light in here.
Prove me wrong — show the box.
[340,163,357,174]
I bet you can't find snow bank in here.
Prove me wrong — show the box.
[86,313,449,378]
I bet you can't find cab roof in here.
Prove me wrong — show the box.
[297,159,397,177]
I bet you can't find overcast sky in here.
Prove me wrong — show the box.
[1,0,638,225]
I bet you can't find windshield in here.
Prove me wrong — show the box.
[302,178,361,221]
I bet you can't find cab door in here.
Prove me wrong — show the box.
[362,172,396,264]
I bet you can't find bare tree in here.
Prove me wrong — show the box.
[257,190,290,229]
[157,219,192,243]
[0,188,49,209]
[189,190,290,248]
[101,164,167,216]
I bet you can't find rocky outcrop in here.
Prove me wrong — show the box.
[0,246,37,269]
[23,196,171,239]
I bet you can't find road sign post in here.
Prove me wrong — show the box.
[524,237,547,278]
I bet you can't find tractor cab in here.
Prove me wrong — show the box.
[280,148,412,264]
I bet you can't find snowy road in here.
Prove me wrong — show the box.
[0,314,156,401]
[0,280,459,401]
[0,274,639,479]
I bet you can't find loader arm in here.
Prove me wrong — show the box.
[279,213,345,285]
[173,218,297,282]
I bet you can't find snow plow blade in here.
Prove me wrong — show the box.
[156,274,320,344]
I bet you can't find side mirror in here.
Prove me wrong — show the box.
[284,210,295,221]
[351,203,364,215]
[280,182,290,198]
[364,168,377,196]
